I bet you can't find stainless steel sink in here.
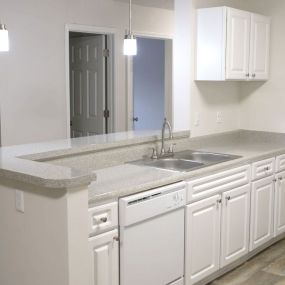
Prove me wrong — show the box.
[174,150,241,165]
[129,150,241,172]
[139,158,205,172]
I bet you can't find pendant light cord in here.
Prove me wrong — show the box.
[129,0,132,35]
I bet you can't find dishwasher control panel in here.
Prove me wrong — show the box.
[120,182,186,227]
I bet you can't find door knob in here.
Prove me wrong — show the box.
[133,117,139,122]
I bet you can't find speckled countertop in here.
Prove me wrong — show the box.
[0,130,189,189]
[88,131,285,205]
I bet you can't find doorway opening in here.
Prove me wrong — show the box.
[67,29,114,138]
[129,36,173,131]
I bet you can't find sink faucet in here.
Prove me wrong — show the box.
[160,118,173,157]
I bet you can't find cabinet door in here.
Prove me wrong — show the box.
[185,195,221,285]
[250,176,275,251]
[274,172,285,236]
[249,14,271,80]
[89,229,119,285]
[221,184,250,267]
[226,8,251,80]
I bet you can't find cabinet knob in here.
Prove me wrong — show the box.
[264,166,270,171]
[246,73,250,77]
[273,178,277,182]
[252,73,256,78]
[113,236,120,242]
[94,216,108,223]
[226,196,231,200]
[279,177,283,181]
[100,217,108,223]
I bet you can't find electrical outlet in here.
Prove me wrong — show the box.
[194,112,200,127]
[216,111,222,124]
[15,190,24,213]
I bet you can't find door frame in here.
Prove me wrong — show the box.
[65,24,118,138]
[126,31,173,131]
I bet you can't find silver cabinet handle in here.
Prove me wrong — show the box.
[225,196,231,205]
[264,166,270,171]
[216,198,222,209]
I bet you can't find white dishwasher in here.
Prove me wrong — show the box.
[119,182,186,285]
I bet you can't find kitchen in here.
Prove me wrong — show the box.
[1,0,285,285]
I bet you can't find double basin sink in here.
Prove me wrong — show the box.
[131,150,241,172]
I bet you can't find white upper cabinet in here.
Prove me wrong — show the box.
[196,7,271,81]
[249,13,271,80]
[226,8,251,80]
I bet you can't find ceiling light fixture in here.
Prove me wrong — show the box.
[124,0,137,56]
[0,23,9,52]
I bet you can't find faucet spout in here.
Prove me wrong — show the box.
[160,118,173,156]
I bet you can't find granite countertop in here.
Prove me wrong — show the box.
[0,130,188,189]
[88,135,285,205]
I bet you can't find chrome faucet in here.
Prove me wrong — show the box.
[160,118,173,157]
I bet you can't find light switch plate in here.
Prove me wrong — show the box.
[15,190,24,213]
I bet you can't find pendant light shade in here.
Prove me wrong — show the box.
[124,34,137,56]
[0,24,9,52]
[124,0,137,56]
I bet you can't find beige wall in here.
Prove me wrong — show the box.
[239,0,285,133]
[0,0,174,146]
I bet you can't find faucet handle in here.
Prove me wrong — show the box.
[168,143,176,154]
[151,147,158,159]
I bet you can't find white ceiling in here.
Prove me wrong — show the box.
[114,0,174,10]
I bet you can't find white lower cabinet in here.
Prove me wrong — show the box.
[185,195,221,285]
[89,229,119,285]
[250,176,275,251]
[221,185,250,267]
[185,185,251,285]
[274,171,285,236]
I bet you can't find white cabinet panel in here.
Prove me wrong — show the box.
[226,8,251,80]
[185,195,221,285]
[187,165,250,203]
[221,184,250,267]
[89,229,119,285]
[88,202,118,237]
[250,176,275,251]
[276,154,285,173]
[251,157,275,181]
[274,171,285,236]
[249,13,271,80]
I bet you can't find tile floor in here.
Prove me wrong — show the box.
[209,238,285,285]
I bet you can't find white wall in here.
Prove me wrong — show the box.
[239,0,285,133]
[0,0,174,146]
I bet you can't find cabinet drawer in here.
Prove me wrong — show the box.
[252,158,275,180]
[88,202,118,237]
[276,154,285,173]
[186,165,251,203]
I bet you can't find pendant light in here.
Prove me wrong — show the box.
[124,0,137,56]
[0,23,9,52]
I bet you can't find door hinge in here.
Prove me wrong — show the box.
[104,109,110,118]
[103,49,110,58]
